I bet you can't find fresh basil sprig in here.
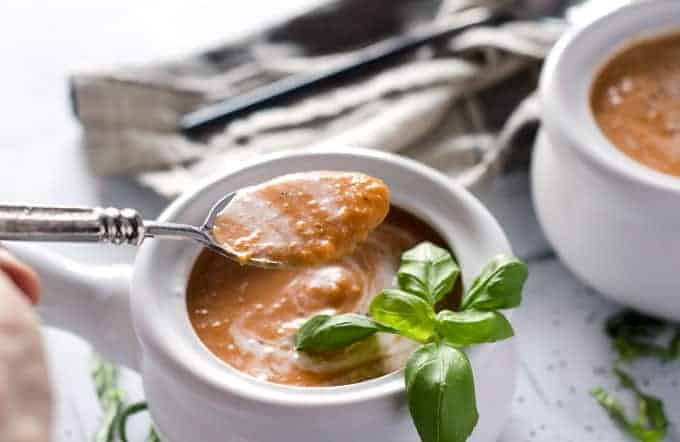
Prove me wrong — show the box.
[295,242,528,442]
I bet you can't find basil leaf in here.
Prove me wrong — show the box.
[436,310,514,347]
[591,367,668,442]
[370,289,437,342]
[397,242,460,305]
[461,255,527,311]
[295,314,386,352]
[405,343,478,442]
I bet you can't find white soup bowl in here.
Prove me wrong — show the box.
[10,149,517,441]
[533,1,680,320]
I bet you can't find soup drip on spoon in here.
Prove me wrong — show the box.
[211,171,390,266]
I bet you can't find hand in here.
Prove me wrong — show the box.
[0,246,51,442]
[0,247,41,304]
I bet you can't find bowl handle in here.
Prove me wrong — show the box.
[4,243,140,370]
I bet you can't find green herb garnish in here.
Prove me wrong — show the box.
[436,310,514,347]
[91,355,160,441]
[92,356,126,442]
[397,242,460,305]
[295,313,390,352]
[461,254,527,311]
[591,367,668,442]
[117,402,161,442]
[405,342,478,442]
[370,289,438,342]
[606,310,680,363]
[295,241,528,442]
[592,309,677,442]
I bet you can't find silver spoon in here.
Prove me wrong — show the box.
[0,193,282,268]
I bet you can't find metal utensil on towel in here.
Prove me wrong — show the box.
[180,0,568,137]
[0,194,282,269]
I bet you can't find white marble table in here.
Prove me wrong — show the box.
[1,1,677,441]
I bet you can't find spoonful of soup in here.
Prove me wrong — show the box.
[0,171,390,268]
[209,172,390,266]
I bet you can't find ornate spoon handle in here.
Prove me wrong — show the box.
[0,205,146,245]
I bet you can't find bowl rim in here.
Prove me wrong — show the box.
[131,147,512,408]
[540,0,680,194]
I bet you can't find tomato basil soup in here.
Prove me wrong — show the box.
[212,172,390,266]
[188,207,454,387]
[591,32,680,177]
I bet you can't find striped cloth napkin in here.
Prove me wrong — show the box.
[71,0,566,197]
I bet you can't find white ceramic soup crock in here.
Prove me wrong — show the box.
[8,149,517,442]
[532,1,680,321]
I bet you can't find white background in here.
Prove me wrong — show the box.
[0,1,677,441]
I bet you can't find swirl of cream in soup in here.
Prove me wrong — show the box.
[188,208,451,387]
[211,171,390,266]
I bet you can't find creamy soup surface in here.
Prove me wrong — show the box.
[591,32,680,177]
[212,172,390,266]
[188,207,456,387]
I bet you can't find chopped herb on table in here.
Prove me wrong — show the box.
[591,310,679,442]
[92,356,126,442]
[91,356,160,442]
[296,241,528,442]
[606,310,680,363]
[592,367,668,442]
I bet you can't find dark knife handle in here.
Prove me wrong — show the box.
[180,7,506,138]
